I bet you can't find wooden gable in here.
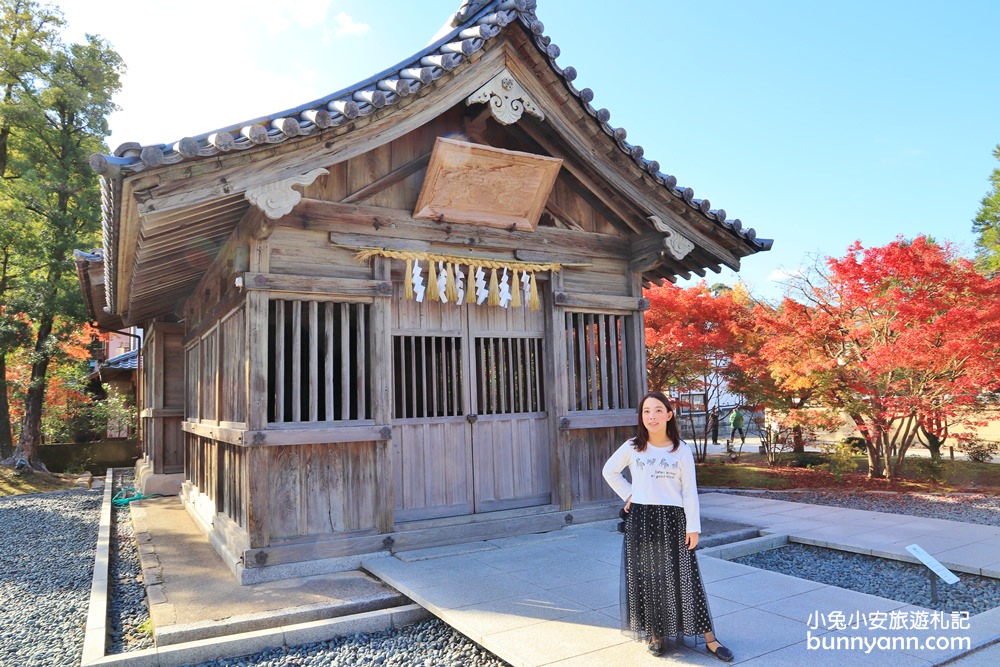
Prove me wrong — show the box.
[92,1,768,326]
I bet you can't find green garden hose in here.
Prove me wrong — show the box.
[111,488,166,507]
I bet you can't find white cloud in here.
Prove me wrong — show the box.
[768,268,803,282]
[333,12,371,37]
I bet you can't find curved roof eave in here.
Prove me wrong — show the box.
[94,0,771,314]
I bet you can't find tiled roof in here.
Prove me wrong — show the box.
[89,0,769,251]
[101,349,139,371]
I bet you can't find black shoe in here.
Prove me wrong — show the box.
[648,638,665,656]
[707,641,734,662]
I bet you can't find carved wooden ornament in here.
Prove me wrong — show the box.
[245,168,329,219]
[466,68,544,125]
[648,215,695,260]
[414,137,562,231]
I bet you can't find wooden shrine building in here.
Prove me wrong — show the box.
[86,0,772,582]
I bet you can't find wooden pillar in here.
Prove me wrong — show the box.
[544,270,572,511]
[142,321,186,474]
[244,288,270,549]
[629,273,648,399]
[371,257,394,533]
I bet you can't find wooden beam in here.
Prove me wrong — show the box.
[296,199,630,261]
[541,198,584,231]
[242,426,386,446]
[181,419,390,446]
[329,232,431,254]
[513,249,592,267]
[558,411,636,430]
[340,152,431,205]
[553,292,643,311]
[241,272,389,298]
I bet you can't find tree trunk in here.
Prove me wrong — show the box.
[925,434,943,462]
[0,352,12,459]
[866,442,884,479]
[2,316,53,473]
[792,424,805,454]
[687,411,706,462]
[884,450,898,481]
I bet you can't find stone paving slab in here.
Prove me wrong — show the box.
[129,497,408,645]
[364,493,1000,666]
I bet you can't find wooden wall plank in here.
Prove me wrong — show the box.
[302,160,347,201]
[569,426,634,505]
[246,444,270,548]
[268,446,301,540]
[304,444,335,535]
[347,143,392,206]
[269,228,374,280]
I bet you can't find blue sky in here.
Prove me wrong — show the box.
[58,0,1000,300]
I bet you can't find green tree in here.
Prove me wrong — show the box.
[0,0,63,457]
[0,0,123,471]
[973,144,1000,275]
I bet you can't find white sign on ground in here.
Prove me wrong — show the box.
[905,544,960,584]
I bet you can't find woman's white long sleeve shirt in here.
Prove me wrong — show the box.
[601,439,702,534]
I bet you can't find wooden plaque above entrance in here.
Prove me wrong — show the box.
[413,137,562,232]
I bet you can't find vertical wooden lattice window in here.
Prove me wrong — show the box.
[393,335,463,419]
[201,329,218,421]
[219,309,246,424]
[475,336,545,415]
[566,312,632,411]
[184,344,200,420]
[267,299,371,423]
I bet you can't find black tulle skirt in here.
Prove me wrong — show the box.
[621,503,714,642]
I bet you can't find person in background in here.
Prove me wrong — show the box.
[602,391,734,662]
[729,406,746,447]
[709,406,720,448]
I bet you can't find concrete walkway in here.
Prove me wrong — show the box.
[363,493,1000,666]
[94,490,1000,666]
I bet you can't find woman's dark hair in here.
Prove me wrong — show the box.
[632,391,680,453]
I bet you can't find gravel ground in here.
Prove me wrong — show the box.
[719,489,1000,527]
[0,486,101,667]
[733,543,1000,614]
[4,478,999,666]
[190,618,509,667]
[108,471,154,653]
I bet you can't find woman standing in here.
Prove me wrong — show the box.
[602,392,733,661]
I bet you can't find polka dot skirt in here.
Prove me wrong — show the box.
[620,503,714,641]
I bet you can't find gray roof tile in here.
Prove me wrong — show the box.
[90,0,770,252]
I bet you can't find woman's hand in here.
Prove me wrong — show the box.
[624,496,631,512]
[686,532,699,550]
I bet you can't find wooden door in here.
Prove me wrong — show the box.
[467,305,550,513]
[390,281,551,522]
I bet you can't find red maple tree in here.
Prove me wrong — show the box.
[5,317,105,464]
[644,281,742,460]
[754,237,1000,479]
